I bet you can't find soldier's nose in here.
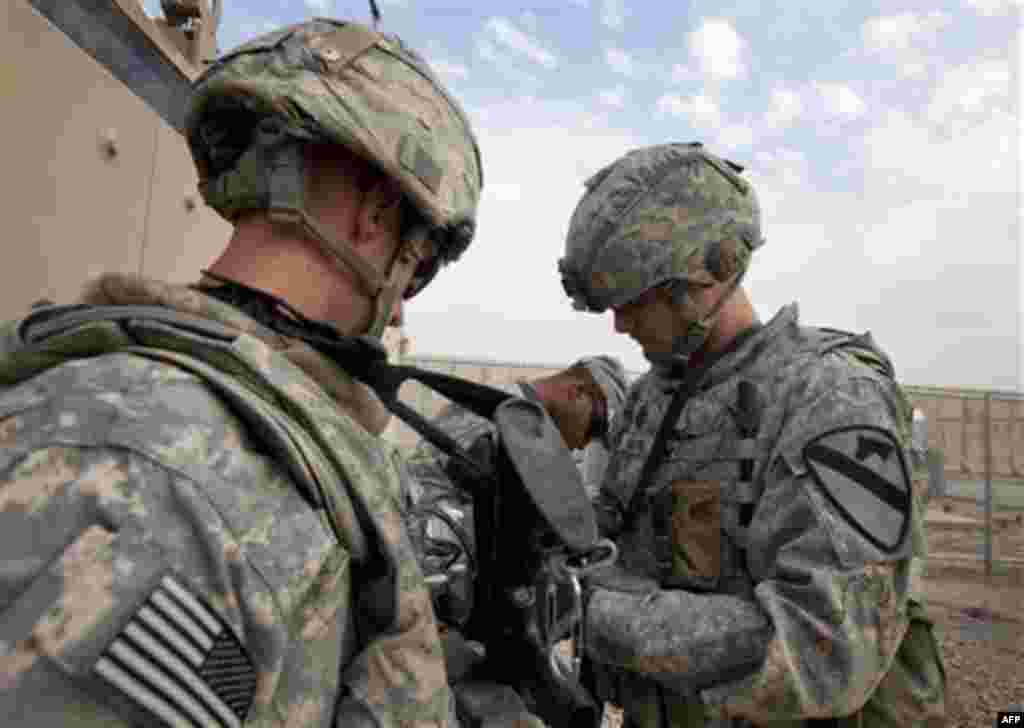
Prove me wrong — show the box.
[389,297,405,327]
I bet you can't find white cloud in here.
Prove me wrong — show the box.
[926,57,1012,127]
[475,38,543,87]
[669,64,701,83]
[568,0,590,6]
[431,60,470,82]
[304,0,331,14]
[964,0,1023,14]
[862,12,951,54]
[655,92,721,127]
[715,124,755,151]
[601,0,626,30]
[598,85,627,108]
[406,99,645,369]
[814,82,866,118]
[763,87,804,131]
[861,12,952,78]
[485,17,558,69]
[519,10,540,34]
[605,48,636,77]
[741,55,1019,389]
[687,18,747,81]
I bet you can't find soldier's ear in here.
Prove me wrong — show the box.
[354,179,403,249]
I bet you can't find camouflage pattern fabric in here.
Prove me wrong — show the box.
[403,380,533,630]
[187,19,482,249]
[586,304,945,727]
[0,272,453,727]
[558,143,762,314]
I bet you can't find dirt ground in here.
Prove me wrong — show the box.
[597,495,1024,728]
[922,496,1024,727]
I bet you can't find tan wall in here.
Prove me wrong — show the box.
[382,351,1024,485]
[2,0,230,320]
[907,387,1024,481]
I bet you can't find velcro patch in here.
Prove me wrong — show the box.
[94,575,256,728]
[803,426,910,553]
[398,134,443,193]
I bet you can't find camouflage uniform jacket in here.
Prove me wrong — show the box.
[0,273,452,727]
[587,304,943,727]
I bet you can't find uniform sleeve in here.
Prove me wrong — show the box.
[587,358,915,722]
[331,447,457,728]
[0,444,267,728]
[0,356,368,728]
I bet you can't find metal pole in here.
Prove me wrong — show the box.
[984,392,993,578]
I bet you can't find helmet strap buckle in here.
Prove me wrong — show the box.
[366,226,434,338]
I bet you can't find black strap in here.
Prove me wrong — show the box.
[619,364,707,519]
[619,322,766,521]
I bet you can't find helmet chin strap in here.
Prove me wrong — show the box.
[645,269,746,371]
[274,206,434,339]
[365,225,433,339]
[254,136,435,339]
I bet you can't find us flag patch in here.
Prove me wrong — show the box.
[94,574,256,728]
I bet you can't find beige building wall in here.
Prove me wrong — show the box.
[907,386,1024,482]
[2,0,230,321]
[4,0,411,361]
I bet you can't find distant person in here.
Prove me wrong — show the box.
[556,142,946,727]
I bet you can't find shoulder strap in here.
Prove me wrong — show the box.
[617,322,767,520]
[617,365,707,520]
[11,303,371,558]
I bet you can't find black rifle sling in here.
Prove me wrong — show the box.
[619,323,765,521]
[619,365,707,521]
[20,302,508,486]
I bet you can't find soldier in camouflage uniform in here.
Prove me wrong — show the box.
[0,19,483,727]
[406,355,629,505]
[402,357,627,727]
[557,143,946,727]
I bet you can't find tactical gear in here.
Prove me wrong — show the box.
[0,300,452,726]
[559,143,763,364]
[185,18,483,335]
[584,305,946,727]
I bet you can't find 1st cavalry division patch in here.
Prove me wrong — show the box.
[94,574,256,728]
[802,425,911,553]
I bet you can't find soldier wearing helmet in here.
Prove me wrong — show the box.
[0,18,481,727]
[558,143,945,727]
[400,356,627,726]
[403,356,629,620]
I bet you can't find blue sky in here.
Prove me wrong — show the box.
[143,0,1022,389]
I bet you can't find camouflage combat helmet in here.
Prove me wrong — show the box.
[574,355,628,439]
[558,142,763,362]
[185,18,483,336]
[559,142,762,314]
